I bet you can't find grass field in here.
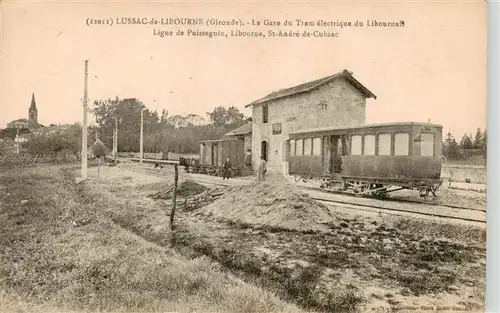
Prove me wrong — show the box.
[0,164,307,313]
[0,164,487,313]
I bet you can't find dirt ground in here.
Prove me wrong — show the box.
[77,164,486,313]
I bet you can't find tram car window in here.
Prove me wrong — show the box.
[394,133,410,156]
[312,138,322,155]
[363,135,376,156]
[378,134,392,156]
[296,139,303,156]
[350,135,362,155]
[304,138,312,156]
[420,133,435,157]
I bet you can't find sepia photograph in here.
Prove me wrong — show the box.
[0,1,491,313]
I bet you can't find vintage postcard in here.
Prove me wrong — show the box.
[0,1,489,313]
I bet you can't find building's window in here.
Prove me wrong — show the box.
[289,139,296,156]
[296,139,303,156]
[351,135,362,155]
[378,134,392,156]
[394,133,410,156]
[319,100,327,110]
[263,105,269,124]
[420,133,435,156]
[363,135,376,155]
[312,137,322,155]
[304,138,312,155]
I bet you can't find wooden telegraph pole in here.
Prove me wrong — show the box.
[81,60,89,179]
[140,107,144,164]
[113,117,118,163]
[170,163,179,230]
[15,129,20,155]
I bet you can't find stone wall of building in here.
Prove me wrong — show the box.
[251,78,367,173]
[243,134,252,152]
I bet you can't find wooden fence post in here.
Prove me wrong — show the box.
[170,163,179,230]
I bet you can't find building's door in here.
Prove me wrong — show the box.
[261,141,268,162]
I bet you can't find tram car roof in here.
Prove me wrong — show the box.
[289,122,442,137]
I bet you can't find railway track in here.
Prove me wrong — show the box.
[311,197,486,224]
[301,186,487,213]
[124,165,486,225]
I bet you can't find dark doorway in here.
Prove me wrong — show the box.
[212,143,218,166]
[261,141,268,162]
[330,135,344,173]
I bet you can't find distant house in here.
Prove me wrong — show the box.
[14,133,30,143]
[36,124,73,136]
[0,128,32,141]
[7,118,43,130]
[4,93,44,141]
[7,93,44,130]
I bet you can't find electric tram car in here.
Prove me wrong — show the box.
[287,122,444,198]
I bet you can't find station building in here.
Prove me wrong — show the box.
[245,69,377,174]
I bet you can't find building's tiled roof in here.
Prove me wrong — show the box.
[8,118,44,128]
[225,123,252,137]
[9,118,30,123]
[245,69,376,108]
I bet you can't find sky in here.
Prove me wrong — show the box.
[0,0,487,138]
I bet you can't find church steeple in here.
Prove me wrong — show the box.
[29,93,38,123]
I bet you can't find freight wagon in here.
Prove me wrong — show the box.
[287,122,444,198]
[183,138,246,177]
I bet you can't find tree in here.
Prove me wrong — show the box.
[91,97,159,152]
[91,139,109,158]
[91,100,248,155]
[460,133,473,149]
[23,123,88,158]
[160,109,169,122]
[473,128,483,149]
[443,132,460,159]
[91,139,109,179]
[206,106,245,126]
[225,106,245,124]
[482,129,487,158]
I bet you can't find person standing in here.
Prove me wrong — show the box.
[255,155,267,181]
[245,149,252,169]
[222,157,231,180]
